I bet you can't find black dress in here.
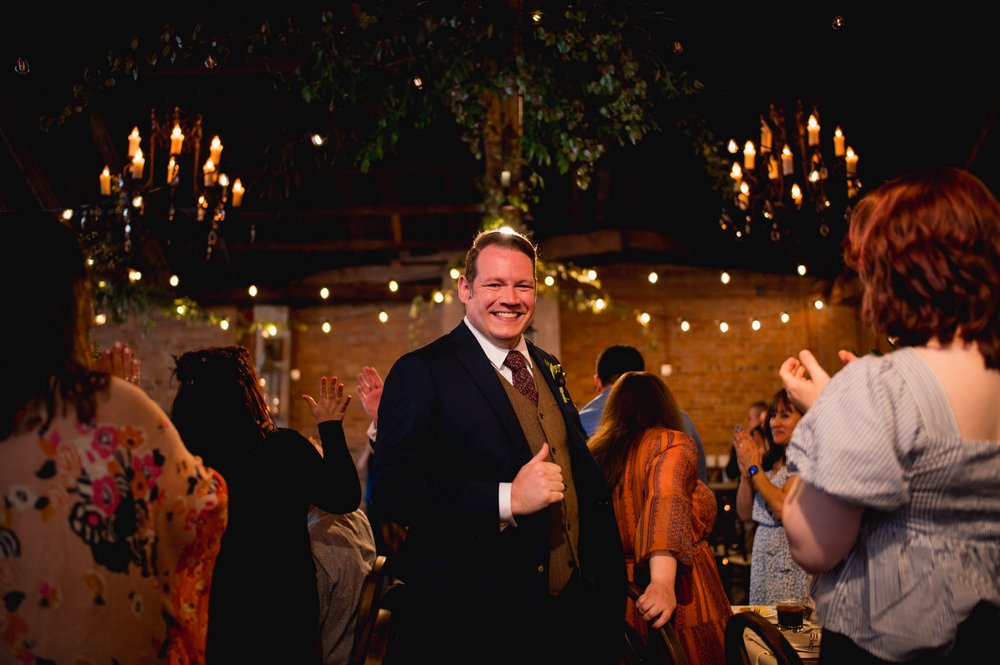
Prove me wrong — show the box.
[205,422,361,665]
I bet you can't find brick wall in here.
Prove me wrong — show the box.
[94,263,884,483]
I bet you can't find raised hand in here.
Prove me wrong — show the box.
[355,366,383,425]
[94,341,142,386]
[510,443,564,516]
[302,376,352,423]
[732,426,762,476]
[780,348,857,412]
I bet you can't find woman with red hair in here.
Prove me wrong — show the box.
[780,167,1000,663]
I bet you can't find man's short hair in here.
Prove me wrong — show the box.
[463,228,537,285]
[596,345,645,384]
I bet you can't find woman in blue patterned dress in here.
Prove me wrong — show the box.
[780,167,1000,663]
[733,388,808,605]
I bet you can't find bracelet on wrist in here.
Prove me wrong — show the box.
[747,464,760,478]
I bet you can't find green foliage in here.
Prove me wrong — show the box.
[48,2,721,211]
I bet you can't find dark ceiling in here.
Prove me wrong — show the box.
[2,5,996,303]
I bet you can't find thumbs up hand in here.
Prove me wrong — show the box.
[510,443,565,516]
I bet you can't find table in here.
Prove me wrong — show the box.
[730,606,821,664]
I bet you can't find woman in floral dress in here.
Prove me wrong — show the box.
[0,215,228,664]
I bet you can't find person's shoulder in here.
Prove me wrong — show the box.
[99,377,171,427]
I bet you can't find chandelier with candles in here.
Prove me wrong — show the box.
[70,107,247,324]
[94,107,245,260]
[718,100,861,250]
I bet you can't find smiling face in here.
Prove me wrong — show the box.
[458,244,536,349]
[769,403,802,446]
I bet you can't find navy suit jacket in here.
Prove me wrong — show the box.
[371,321,624,660]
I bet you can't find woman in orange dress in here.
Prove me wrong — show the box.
[589,371,731,665]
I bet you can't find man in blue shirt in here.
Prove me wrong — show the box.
[579,344,708,483]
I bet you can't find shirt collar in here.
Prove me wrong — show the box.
[463,316,532,371]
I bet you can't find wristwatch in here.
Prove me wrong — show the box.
[747,465,760,478]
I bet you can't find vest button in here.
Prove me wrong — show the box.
[537,564,545,574]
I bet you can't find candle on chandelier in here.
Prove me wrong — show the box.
[127,127,141,158]
[232,178,245,207]
[743,141,756,170]
[209,135,224,166]
[791,183,803,208]
[131,149,145,180]
[833,126,845,157]
[781,146,794,176]
[730,162,743,189]
[167,156,179,184]
[807,114,820,146]
[203,158,217,187]
[760,117,772,153]
[845,146,858,176]
[99,166,111,196]
[170,123,185,155]
[738,181,750,210]
[768,155,779,181]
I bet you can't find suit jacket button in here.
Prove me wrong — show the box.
[537,565,545,574]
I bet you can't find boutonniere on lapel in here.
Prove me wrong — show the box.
[544,360,572,405]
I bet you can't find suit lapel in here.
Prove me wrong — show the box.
[528,342,589,451]
[450,322,532,459]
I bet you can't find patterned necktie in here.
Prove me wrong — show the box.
[504,350,539,406]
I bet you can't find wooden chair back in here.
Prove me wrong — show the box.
[724,610,805,665]
[624,581,692,665]
[349,554,394,665]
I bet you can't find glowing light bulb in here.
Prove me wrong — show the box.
[248,285,258,297]
[680,320,691,332]
[797,264,807,276]
[751,319,761,331]
[450,268,460,280]
[433,291,444,303]
[721,271,731,285]
[720,321,729,333]
[169,275,179,287]
[176,304,186,316]
[780,312,790,324]
[593,298,606,312]
[94,313,107,325]
[388,280,399,293]
[322,321,332,334]
[637,312,651,326]
[266,324,278,336]
[648,271,658,284]
[320,287,330,299]
[378,311,389,323]
[814,299,825,310]
[220,319,230,331]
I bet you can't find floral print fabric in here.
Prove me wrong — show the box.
[1,380,227,664]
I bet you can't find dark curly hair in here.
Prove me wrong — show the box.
[171,346,276,472]
[846,167,1000,368]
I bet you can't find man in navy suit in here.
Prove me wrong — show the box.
[371,229,625,664]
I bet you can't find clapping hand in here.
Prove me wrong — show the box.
[302,376,351,423]
[779,348,858,413]
[355,366,383,425]
[732,426,762,477]
[95,342,142,386]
